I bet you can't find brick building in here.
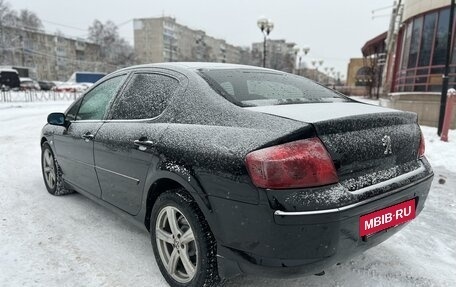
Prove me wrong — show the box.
[363,0,456,127]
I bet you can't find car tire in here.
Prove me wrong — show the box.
[41,142,73,196]
[151,189,220,287]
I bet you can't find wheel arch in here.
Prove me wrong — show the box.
[143,171,213,233]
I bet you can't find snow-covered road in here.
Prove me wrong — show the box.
[0,102,455,287]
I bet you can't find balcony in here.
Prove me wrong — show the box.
[75,40,86,51]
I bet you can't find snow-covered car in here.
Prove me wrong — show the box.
[52,82,92,93]
[40,63,433,287]
[20,77,41,91]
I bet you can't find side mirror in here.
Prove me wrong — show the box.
[47,112,66,126]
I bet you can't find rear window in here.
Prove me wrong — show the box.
[199,69,349,107]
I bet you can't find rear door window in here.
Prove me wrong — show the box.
[110,73,180,120]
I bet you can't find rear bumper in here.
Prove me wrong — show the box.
[211,171,433,279]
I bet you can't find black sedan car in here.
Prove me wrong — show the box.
[41,63,433,287]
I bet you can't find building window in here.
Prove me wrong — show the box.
[408,17,423,68]
[394,6,456,92]
[401,23,413,71]
[433,8,450,66]
[355,66,372,86]
[76,50,84,61]
[418,12,437,66]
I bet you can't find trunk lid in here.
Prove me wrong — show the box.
[246,102,421,185]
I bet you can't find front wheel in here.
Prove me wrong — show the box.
[41,142,73,196]
[151,189,219,287]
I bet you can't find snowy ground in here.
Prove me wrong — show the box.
[0,101,455,287]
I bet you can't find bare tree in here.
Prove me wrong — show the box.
[0,0,9,16]
[0,0,17,26]
[88,19,134,66]
[88,20,117,47]
[17,9,43,30]
[111,38,135,65]
[0,0,17,65]
[1,1,42,30]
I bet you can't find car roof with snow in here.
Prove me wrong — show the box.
[0,68,18,73]
[117,62,279,74]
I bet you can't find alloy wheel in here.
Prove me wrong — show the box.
[155,206,198,284]
[42,148,56,190]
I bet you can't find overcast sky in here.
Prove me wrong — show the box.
[11,0,393,77]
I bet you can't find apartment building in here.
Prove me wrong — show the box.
[133,17,246,64]
[0,25,110,81]
[251,39,297,73]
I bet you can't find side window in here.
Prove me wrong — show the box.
[77,75,126,121]
[111,73,179,120]
[66,97,82,121]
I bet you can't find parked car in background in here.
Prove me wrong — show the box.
[38,80,56,91]
[52,81,64,88]
[41,63,433,287]
[20,77,41,91]
[52,82,92,93]
[68,71,106,84]
[0,68,20,90]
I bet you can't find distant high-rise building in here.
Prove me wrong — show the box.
[251,39,297,73]
[133,17,247,64]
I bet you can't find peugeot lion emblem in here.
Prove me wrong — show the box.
[382,135,392,155]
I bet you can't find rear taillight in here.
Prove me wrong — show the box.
[418,132,425,158]
[245,138,339,189]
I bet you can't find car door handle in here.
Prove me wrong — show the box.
[134,139,155,151]
[134,139,155,146]
[81,132,95,142]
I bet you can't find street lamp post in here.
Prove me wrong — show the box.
[257,17,274,68]
[302,46,310,66]
[295,46,310,76]
[312,59,324,82]
[438,0,456,135]
[311,60,317,81]
[293,47,300,73]
[324,67,329,85]
[329,67,334,86]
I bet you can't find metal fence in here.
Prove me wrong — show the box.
[0,90,81,102]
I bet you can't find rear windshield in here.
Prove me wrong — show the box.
[198,69,349,107]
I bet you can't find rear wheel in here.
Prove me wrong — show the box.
[41,142,73,196]
[151,189,219,287]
